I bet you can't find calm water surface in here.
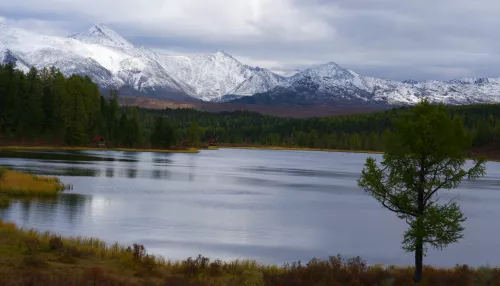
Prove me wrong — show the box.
[0,149,499,267]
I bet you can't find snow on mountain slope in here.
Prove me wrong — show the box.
[3,23,500,105]
[1,24,285,101]
[0,24,193,99]
[156,50,286,101]
[279,62,500,105]
[69,23,134,51]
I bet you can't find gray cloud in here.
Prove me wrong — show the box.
[1,0,500,80]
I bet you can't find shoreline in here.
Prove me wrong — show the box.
[0,146,200,154]
[1,145,498,162]
[216,145,500,162]
[216,145,383,154]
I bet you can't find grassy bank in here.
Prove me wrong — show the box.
[0,168,67,198]
[0,219,498,286]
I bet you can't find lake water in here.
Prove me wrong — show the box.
[1,148,500,267]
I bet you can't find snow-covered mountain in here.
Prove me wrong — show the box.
[0,24,285,102]
[232,62,500,106]
[2,23,500,106]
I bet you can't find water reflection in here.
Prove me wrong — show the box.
[0,150,137,162]
[4,194,91,228]
[61,194,91,226]
[127,168,137,178]
[106,167,115,178]
[152,169,172,180]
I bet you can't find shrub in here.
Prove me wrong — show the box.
[24,238,40,255]
[23,255,49,267]
[49,236,64,251]
[132,243,146,261]
[0,195,10,209]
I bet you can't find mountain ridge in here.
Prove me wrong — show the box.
[1,23,500,106]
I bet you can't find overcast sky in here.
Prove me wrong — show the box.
[1,0,499,81]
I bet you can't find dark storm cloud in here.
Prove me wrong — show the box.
[1,0,500,80]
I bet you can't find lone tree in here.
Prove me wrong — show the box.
[358,100,486,283]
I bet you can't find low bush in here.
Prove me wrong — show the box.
[0,194,10,208]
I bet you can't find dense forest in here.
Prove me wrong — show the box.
[1,63,500,151]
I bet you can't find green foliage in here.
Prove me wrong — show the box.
[188,121,200,146]
[0,64,175,148]
[358,100,487,283]
[150,116,177,148]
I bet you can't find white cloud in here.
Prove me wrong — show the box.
[0,18,70,36]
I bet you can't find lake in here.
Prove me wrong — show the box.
[0,148,499,267]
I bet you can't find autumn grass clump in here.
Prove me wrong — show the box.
[0,168,68,198]
[0,219,500,286]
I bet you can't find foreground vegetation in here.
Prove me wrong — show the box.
[0,219,498,286]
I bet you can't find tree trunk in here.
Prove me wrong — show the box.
[414,235,423,283]
[414,156,426,283]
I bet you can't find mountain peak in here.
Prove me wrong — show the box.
[403,79,420,84]
[323,61,344,69]
[69,23,134,49]
[213,49,234,58]
[298,61,354,80]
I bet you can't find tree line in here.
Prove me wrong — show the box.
[1,63,500,150]
[0,63,172,148]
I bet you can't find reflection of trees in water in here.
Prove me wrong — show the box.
[151,152,174,180]
[122,152,139,179]
[32,198,59,224]
[0,150,125,162]
[20,200,32,223]
[61,167,100,177]
[58,194,92,227]
[106,168,115,178]
[187,154,196,182]
[0,194,90,227]
[152,169,172,180]
[127,168,137,178]
[121,151,140,161]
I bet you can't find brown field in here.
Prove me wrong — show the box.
[119,96,385,118]
[471,142,500,161]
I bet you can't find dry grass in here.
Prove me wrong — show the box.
[0,219,499,286]
[0,168,67,197]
